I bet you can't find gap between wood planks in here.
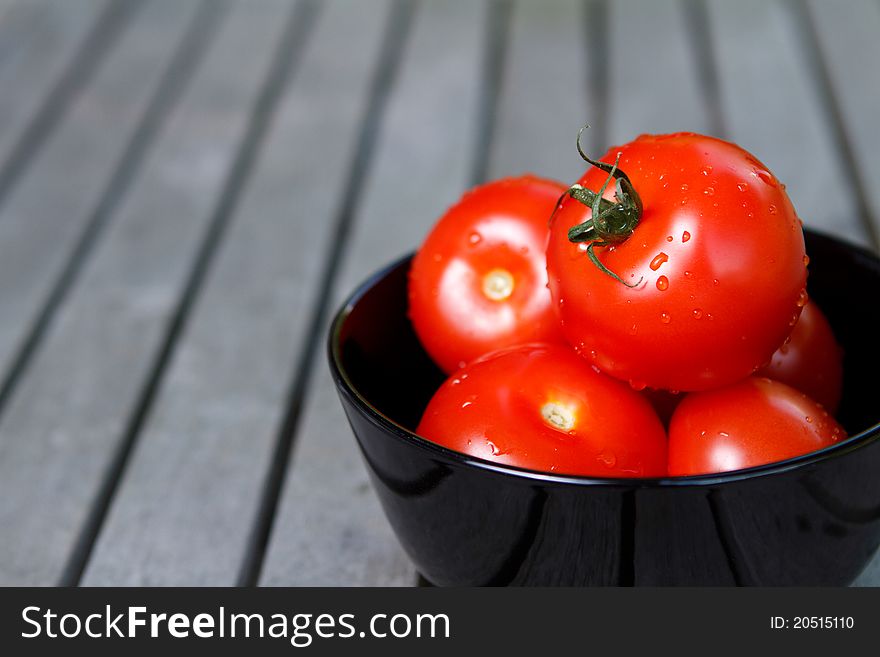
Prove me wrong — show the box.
[0,0,137,212]
[791,0,880,251]
[54,0,231,585]
[0,0,224,431]
[56,0,325,585]
[235,0,418,587]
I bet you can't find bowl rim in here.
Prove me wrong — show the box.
[329,236,880,488]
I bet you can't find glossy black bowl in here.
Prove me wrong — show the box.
[329,230,880,586]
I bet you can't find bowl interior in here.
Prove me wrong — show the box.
[335,230,880,466]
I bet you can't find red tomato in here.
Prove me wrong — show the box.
[668,377,845,476]
[409,176,566,373]
[416,343,667,477]
[757,299,843,414]
[547,132,808,392]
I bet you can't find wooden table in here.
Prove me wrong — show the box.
[0,0,877,586]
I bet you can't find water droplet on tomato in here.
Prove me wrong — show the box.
[660,312,671,324]
[629,380,646,391]
[451,378,461,385]
[700,165,713,176]
[598,451,617,467]
[629,323,638,335]
[796,289,808,307]
[712,278,719,286]
[684,270,693,278]
[805,416,813,424]
[680,183,689,192]
[803,255,810,266]
[468,232,482,245]
[753,169,775,186]
[589,349,598,360]
[650,252,669,270]
[768,204,778,215]
[789,313,798,327]
[487,441,501,456]
[703,186,715,196]
[737,182,748,192]
[719,431,730,437]
[692,308,702,319]
[666,235,673,242]
[461,401,472,409]
[656,275,669,291]
[682,231,691,242]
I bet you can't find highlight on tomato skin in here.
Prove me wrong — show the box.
[667,377,846,477]
[546,132,809,393]
[756,299,844,415]
[408,175,567,374]
[415,343,668,478]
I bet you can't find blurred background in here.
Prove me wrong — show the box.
[0,0,877,586]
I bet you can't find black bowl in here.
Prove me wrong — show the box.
[329,230,880,586]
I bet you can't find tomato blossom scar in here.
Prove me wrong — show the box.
[541,401,576,431]
[482,268,515,301]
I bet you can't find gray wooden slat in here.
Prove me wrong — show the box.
[607,0,710,146]
[0,0,195,397]
[487,0,587,183]
[805,0,880,248]
[853,551,880,587]
[81,0,392,586]
[0,0,134,206]
[259,0,485,587]
[805,0,880,584]
[0,0,104,142]
[707,0,869,247]
[0,0,287,587]
[0,0,46,67]
[0,0,107,174]
[0,0,209,586]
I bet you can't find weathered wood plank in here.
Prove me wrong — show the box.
[0,0,194,395]
[0,0,210,586]
[0,0,134,205]
[805,0,880,249]
[82,0,393,586]
[259,0,485,587]
[606,0,710,147]
[488,0,587,184]
[707,0,868,247]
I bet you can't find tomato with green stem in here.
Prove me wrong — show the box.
[547,131,808,392]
